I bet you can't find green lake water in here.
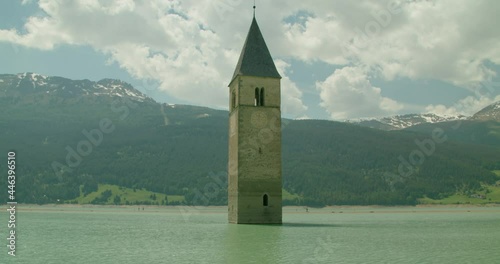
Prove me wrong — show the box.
[1,205,499,264]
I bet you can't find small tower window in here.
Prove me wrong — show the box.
[231,91,236,110]
[260,87,265,106]
[263,194,269,206]
[255,88,260,106]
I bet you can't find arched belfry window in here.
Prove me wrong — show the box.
[263,194,269,206]
[255,88,260,106]
[260,88,265,106]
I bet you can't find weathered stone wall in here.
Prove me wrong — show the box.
[228,75,282,224]
[228,80,239,223]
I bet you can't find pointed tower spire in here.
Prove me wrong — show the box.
[253,0,256,17]
[231,16,281,82]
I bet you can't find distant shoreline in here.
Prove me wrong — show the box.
[2,203,500,208]
[1,203,499,215]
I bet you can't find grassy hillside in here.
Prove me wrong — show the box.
[419,185,500,205]
[70,184,301,206]
[71,184,184,205]
[418,171,500,205]
[2,103,499,206]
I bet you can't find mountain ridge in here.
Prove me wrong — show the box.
[472,101,500,121]
[350,113,469,130]
[3,72,499,127]
[1,73,499,206]
[349,101,500,131]
[0,72,153,104]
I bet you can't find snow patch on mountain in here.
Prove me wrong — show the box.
[494,102,500,110]
[196,113,210,118]
[2,73,153,103]
[350,113,468,130]
[472,101,500,121]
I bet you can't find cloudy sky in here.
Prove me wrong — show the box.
[1,0,499,120]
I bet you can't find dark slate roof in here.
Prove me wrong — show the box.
[231,17,281,81]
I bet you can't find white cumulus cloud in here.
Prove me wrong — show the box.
[275,60,308,117]
[0,0,278,109]
[317,67,403,120]
[1,0,499,119]
[426,95,500,117]
[278,0,500,89]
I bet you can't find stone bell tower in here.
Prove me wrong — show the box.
[228,12,282,224]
